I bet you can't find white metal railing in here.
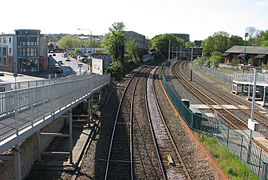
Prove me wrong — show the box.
[0,73,110,153]
[234,73,268,85]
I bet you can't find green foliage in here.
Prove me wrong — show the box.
[126,39,140,64]
[151,34,184,58]
[74,48,82,55]
[231,58,237,65]
[228,35,244,47]
[83,38,101,48]
[248,58,253,65]
[210,51,223,66]
[106,62,124,81]
[261,40,268,47]
[70,50,75,56]
[202,31,230,57]
[198,134,259,180]
[57,35,82,49]
[102,22,126,70]
[185,42,195,48]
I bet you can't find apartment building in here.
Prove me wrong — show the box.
[0,29,48,73]
[0,34,15,72]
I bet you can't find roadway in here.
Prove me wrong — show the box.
[50,53,90,77]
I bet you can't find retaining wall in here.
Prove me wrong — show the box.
[0,116,65,180]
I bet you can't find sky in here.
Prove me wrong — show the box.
[2,0,268,41]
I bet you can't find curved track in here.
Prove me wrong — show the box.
[171,61,268,153]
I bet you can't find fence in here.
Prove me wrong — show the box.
[0,73,110,154]
[162,65,268,179]
[234,73,268,85]
[199,66,234,84]
[0,74,97,92]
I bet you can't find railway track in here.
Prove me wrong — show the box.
[171,60,268,153]
[181,61,268,130]
[147,66,192,179]
[104,66,166,179]
[103,65,194,179]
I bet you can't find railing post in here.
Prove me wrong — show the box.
[226,127,230,147]
[258,149,262,177]
[37,130,41,161]
[69,109,73,164]
[14,144,21,180]
[240,138,243,159]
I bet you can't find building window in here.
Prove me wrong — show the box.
[9,57,11,64]
[3,47,6,56]
[0,38,1,43]
[3,38,6,43]
[9,48,11,54]
[3,57,6,65]
[9,37,11,43]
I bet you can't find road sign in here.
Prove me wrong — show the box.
[13,73,17,78]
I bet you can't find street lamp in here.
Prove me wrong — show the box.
[77,28,94,55]
[190,47,193,81]
[243,32,249,73]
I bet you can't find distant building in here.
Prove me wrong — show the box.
[0,34,15,72]
[0,29,48,73]
[171,34,190,42]
[124,31,146,50]
[223,46,268,66]
[194,40,202,47]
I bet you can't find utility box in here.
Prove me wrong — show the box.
[190,107,202,130]
[181,99,190,108]
[248,119,259,131]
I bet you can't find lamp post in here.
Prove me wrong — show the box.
[190,47,193,81]
[77,28,93,56]
[243,32,249,73]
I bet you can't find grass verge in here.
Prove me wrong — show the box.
[197,133,259,180]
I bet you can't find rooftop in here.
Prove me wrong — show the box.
[226,46,268,55]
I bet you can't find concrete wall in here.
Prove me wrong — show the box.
[0,116,65,180]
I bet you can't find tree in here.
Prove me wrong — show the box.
[57,35,82,49]
[202,31,229,57]
[185,42,195,48]
[228,35,244,48]
[151,34,184,58]
[102,22,126,70]
[261,40,268,47]
[209,51,223,67]
[74,48,82,55]
[126,39,140,64]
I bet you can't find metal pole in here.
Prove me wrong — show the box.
[69,109,73,164]
[37,130,41,161]
[190,47,193,81]
[15,144,21,180]
[168,39,170,60]
[176,47,178,60]
[263,86,266,107]
[247,68,257,163]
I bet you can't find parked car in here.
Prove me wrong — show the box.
[53,53,56,56]
[66,57,70,61]
[0,72,4,76]
[58,60,63,65]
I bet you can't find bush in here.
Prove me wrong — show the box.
[210,51,223,67]
[106,62,124,81]
[248,58,253,65]
[231,58,237,65]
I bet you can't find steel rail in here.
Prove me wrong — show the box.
[185,63,268,128]
[152,66,192,179]
[172,62,242,130]
[174,61,268,153]
[145,67,167,180]
[104,67,146,179]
